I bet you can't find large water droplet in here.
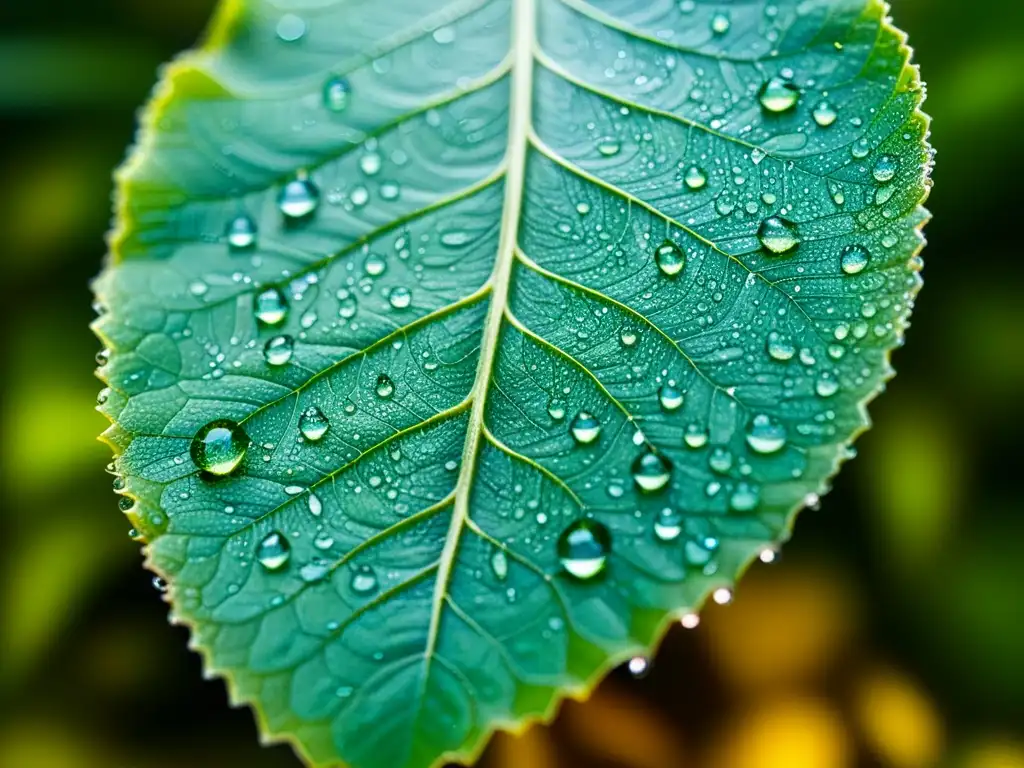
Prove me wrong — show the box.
[655,240,686,277]
[840,244,870,275]
[226,215,257,250]
[255,288,287,326]
[388,287,412,310]
[658,384,684,411]
[364,253,387,277]
[299,406,329,441]
[683,165,707,190]
[257,531,291,571]
[375,374,395,399]
[191,419,249,476]
[654,507,683,541]
[278,175,320,220]
[351,565,378,594]
[264,335,294,366]
[758,77,800,113]
[757,217,800,254]
[873,155,898,182]
[812,101,838,127]
[570,412,601,445]
[323,76,351,112]
[276,14,306,42]
[557,519,611,579]
[746,414,787,454]
[766,331,795,361]
[683,424,709,449]
[631,450,672,492]
[490,549,508,580]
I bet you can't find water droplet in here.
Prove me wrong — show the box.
[278,175,320,220]
[631,450,672,492]
[654,508,683,541]
[323,76,351,112]
[351,565,378,594]
[873,155,898,182]
[432,25,456,44]
[364,253,387,276]
[759,547,778,564]
[815,377,839,398]
[710,12,731,34]
[299,406,329,441]
[337,288,358,319]
[255,288,287,326]
[576,202,591,215]
[597,138,621,156]
[683,424,709,449]
[712,587,733,605]
[812,101,837,127]
[257,531,291,571]
[276,13,306,42]
[95,348,110,366]
[375,374,395,398]
[628,656,650,678]
[388,287,412,310]
[557,519,611,579]
[746,414,787,454]
[684,536,719,566]
[264,335,294,366]
[152,576,168,593]
[766,331,795,361]
[658,384,684,411]
[757,217,800,254]
[683,165,707,190]
[188,280,208,297]
[380,181,400,201]
[729,482,760,512]
[308,493,323,517]
[359,152,381,176]
[226,215,257,250]
[758,77,800,113]
[708,447,733,474]
[620,328,638,347]
[191,419,249,476]
[680,613,700,629]
[840,244,870,275]
[655,240,686,277]
[547,399,566,421]
[570,412,601,445]
[490,549,508,580]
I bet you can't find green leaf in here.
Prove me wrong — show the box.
[93,1,931,766]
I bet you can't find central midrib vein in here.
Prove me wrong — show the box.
[421,0,536,671]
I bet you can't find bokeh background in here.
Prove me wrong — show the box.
[1,1,1022,766]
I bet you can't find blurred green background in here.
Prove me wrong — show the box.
[1,1,1023,766]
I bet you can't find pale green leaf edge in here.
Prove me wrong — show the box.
[92,1,934,766]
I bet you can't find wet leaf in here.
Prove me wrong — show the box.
[93,1,931,766]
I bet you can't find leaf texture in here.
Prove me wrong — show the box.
[93,1,932,766]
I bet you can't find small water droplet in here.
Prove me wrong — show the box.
[684,536,719,566]
[654,507,683,541]
[337,288,358,319]
[226,215,257,250]
[710,12,731,34]
[308,493,323,517]
[191,420,249,476]
[655,240,686,277]
[278,175,320,220]
[683,424,709,449]
[255,288,288,326]
[557,519,611,579]
[276,13,306,42]
[730,482,760,512]
[712,587,733,605]
[547,399,566,421]
[264,335,294,366]
[491,549,508,580]
[708,447,733,474]
[570,412,601,445]
[597,138,621,157]
[323,76,351,112]
[257,531,291,571]
[758,77,800,113]
[759,547,778,564]
[388,287,412,309]
[359,152,382,176]
[746,414,787,454]
[757,217,800,254]
[628,656,650,678]
[658,384,684,411]
[812,101,838,127]
[873,155,898,182]
[152,576,168,593]
[680,613,700,629]
[815,377,839,398]
[620,328,638,347]
[683,165,707,190]
[766,331,795,361]
[576,202,591,215]
[631,450,672,492]
[364,253,386,277]
[375,374,395,398]
[840,244,870,275]
[299,406,329,441]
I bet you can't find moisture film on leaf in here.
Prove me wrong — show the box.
[93,0,932,766]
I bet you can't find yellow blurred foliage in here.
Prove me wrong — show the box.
[490,724,558,768]
[705,696,850,768]
[855,667,944,768]
[0,720,109,768]
[702,564,856,692]
[961,740,1024,768]
[562,686,686,768]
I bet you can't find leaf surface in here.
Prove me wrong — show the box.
[94,1,931,766]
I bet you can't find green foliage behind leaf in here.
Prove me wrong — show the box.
[93,1,931,766]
